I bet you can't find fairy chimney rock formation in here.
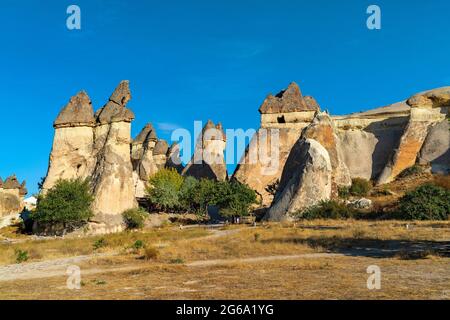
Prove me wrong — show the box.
[0,175,27,221]
[42,91,96,192]
[182,120,227,181]
[90,81,137,231]
[233,83,321,206]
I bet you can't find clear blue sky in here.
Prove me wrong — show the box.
[1,0,450,195]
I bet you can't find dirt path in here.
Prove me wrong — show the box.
[0,252,342,282]
[186,253,343,267]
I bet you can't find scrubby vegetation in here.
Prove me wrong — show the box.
[349,178,372,196]
[34,179,94,232]
[145,169,257,218]
[398,165,424,179]
[395,184,450,220]
[122,208,148,230]
[297,200,355,220]
[339,178,372,198]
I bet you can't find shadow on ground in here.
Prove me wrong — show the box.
[261,237,450,259]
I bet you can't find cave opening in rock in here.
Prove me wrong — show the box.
[277,115,286,124]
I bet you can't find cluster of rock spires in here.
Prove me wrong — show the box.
[29,80,449,232]
[0,175,27,219]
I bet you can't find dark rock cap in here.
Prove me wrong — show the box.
[53,91,95,128]
[407,87,450,108]
[153,139,169,155]
[95,81,135,124]
[2,175,21,189]
[259,82,318,114]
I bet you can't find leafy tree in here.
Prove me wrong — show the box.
[396,184,450,220]
[219,181,258,218]
[34,178,94,229]
[179,176,200,212]
[146,168,184,211]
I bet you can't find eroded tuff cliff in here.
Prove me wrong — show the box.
[234,83,449,220]
[42,80,449,227]
[233,82,321,206]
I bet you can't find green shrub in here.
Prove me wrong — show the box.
[93,238,107,250]
[299,200,355,220]
[146,168,184,211]
[398,165,423,179]
[395,184,450,220]
[122,208,148,229]
[15,249,29,263]
[34,179,94,230]
[133,240,145,250]
[338,186,350,199]
[349,178,372,196]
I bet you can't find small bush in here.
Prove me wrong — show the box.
[15,249,29,263]
[349,178,372,196]
[338,186,350,199]
[395,184,450,220]
[144,246,159,260]
[133,240,145,250]
[122,208,148,230]
[398,165,423,179]
[146,168,184,212]
[169,258,185,264]
[299,200,355,220]
[34,178,94,231]
[93,238,107,250]
[254,233,261,242]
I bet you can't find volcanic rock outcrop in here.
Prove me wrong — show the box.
[265,139,332,221]
[43,81,138,233]
[234,83,449,221]
[233,82,320,206]
[0,175,27,217]
[89,81,137,232]
[182,120,228,181]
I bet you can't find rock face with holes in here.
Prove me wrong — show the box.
[233,82,321,206]
[264,139,332,221]
[182,120,227,181]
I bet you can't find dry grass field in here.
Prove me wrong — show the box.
[0,219,449,300]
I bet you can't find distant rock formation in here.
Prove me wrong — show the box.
[182,120,227,181]
[0,175,27,226]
